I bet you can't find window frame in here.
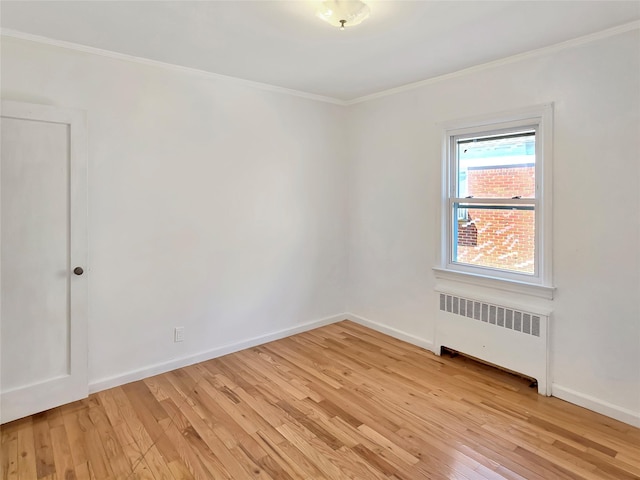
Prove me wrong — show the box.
[436,105,554,297]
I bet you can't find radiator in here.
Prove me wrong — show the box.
[434,292,550,395]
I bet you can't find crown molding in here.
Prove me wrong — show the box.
[0,29,348,106]
[2,20,638,107]
[344,20,640,106]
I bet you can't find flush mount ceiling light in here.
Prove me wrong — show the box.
[316,0,371,30]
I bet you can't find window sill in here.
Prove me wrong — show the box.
[432,267,555,300]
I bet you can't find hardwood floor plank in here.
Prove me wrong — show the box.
[275,423,350,479]
[59,401,91,471]
[156,379,250,479]
[89,401,134,478]
[49,425,77,480]
[13,418,37,480]
[72,461,96,480]
[2,422,19,480]
[166,459,196,480]
[121,382,180,467]
[156,400,214,480]
[99,389,175,480]
[32,413,56,479]
[253,430,326,480]
[3,320,639,479]
[80,409,114,480]
[351,443,402,478]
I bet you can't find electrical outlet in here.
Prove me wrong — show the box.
[174,327,184,342]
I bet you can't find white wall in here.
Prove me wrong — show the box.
[1,37,349,388]
[346,30,640,425]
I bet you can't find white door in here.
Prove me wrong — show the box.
[1,100,88,424]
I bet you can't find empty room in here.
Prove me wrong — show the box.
[1,1,639,479]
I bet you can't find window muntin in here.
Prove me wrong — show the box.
[448,127,540,279]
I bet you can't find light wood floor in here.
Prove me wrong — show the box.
[2,321,639,480]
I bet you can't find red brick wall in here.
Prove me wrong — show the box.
[457,165,535,274]
[467,165,535,198]
[457,221,477,247]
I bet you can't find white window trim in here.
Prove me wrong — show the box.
[435,104,555,299]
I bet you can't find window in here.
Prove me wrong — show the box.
[438,105,553,292]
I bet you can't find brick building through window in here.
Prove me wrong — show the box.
[456,164,535,273]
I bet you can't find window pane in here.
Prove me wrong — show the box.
[457,131,535,199]
[453,204,535,274]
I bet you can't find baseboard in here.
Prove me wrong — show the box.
[89,313,347,394]
[552,384,640,428]
[345,312,435,352]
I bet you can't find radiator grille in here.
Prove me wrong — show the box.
[439,293,540,337]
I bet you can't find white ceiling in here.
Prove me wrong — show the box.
[2,1,639,101]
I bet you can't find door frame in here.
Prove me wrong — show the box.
[1,100,88,423]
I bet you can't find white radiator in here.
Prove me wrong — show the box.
[434,292,550,395]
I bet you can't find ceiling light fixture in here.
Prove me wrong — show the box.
[316,0,371,30]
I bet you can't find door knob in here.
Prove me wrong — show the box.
[73,267,84,276]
